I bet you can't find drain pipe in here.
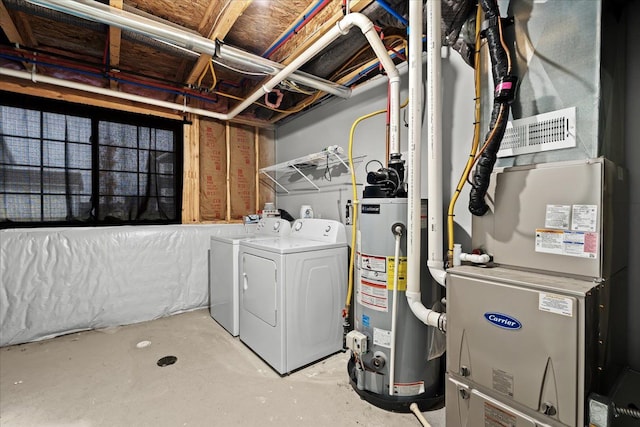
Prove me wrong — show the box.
[424,0,446,288]
[25,0,350,99]
[10,4,398,129]
[406,0,446,331]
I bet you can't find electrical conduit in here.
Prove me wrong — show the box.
[406,0,446,331]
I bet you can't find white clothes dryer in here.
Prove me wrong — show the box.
[238,219,347,374]
[209,218,291,336]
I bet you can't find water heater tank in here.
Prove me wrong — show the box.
[347,198,445,411]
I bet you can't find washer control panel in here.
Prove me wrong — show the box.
[255,217,291,236]
[290,219,346,243]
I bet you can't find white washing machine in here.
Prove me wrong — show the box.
[209,218,291,336]
[238,218,347,374]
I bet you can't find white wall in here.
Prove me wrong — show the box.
[275,49,476,250]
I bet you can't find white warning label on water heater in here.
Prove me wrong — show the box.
[393,381,425,396]
[373,327,391,348]
[358,279,388,312]
[359,253,387,282]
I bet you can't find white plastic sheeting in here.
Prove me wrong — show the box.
[0,224,253,346]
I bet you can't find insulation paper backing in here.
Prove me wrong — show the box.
[0,224,252,346]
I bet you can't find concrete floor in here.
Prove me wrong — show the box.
[0,309,445,427]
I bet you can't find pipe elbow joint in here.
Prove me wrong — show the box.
[342,12,373,35]
[426,262,447,287]
[388,75,401,84]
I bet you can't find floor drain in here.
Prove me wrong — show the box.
[157,355,177,367]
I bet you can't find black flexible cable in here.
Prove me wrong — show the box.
[468,0,515,216]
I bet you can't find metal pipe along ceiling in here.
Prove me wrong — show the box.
[12,3,397,127]
[24,0,351,99]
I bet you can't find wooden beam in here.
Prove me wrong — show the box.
[225,122,231,221]
[0,78,184,120]
[13,11,37,47]
[182,0,252,92]
[254,127,260,213]
[0,1,37,70]
[182,114,201,223]
[108,0,123,90]
[0,0,26,45]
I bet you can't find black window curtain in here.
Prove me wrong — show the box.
[0,92,182,228]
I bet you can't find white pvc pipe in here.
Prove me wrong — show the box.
[406,0,446,331]
[25,0,351,99]
[460,253,491,264]
[218,43,351,98]
[5,9,398,128]
[0,67,229,121]
[409,403,432,427]
[406,0,423,315]
[388,227,402,396]
[425,0,446,287]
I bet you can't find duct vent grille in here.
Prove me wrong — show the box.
[498,107,576,158]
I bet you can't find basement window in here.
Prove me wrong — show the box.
[0,92,183,227]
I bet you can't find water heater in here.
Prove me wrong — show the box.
[346,198,445,411]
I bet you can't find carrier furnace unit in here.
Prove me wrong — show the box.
[446,159,628,427]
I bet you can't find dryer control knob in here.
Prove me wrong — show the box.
[325,225,332,233]
[295,221,303,231]
[273,221,281,231]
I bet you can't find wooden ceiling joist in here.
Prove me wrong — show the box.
[108,0,123,90]
[0,0,37,71]
[183,0,252,90]
[0,0,26,45]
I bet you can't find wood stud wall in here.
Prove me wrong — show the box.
[0,0,374,224]
[183,117,275,224]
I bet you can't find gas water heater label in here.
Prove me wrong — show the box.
[358,279,388,312]
[373,327,391,348]
[539,293,574,317]
[393,381,425,396]
[386,256,407,291]
[359,253,387,282]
